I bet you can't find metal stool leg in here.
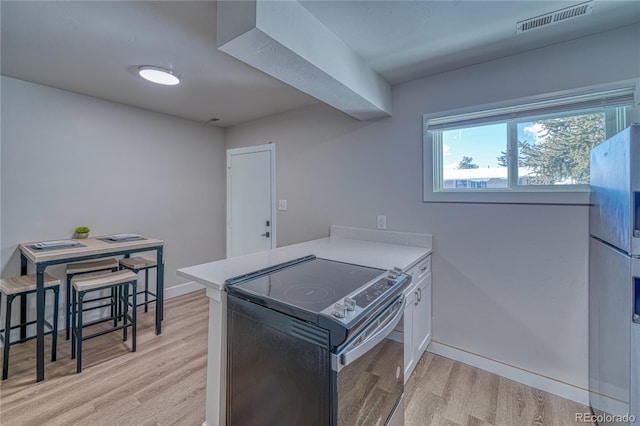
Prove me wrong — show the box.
[71,288,77,359]
[110,267,118,325]
[65,274,72,340]
[144,269,149,312]
[111,287,118,327]
[51,288,59,362]
[123,284,128,342]
[132,280,137,352]
[2,294,13,380]
[76,292,84,374]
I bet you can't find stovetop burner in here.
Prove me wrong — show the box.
[226,257,385,315]
[284,285,336,305]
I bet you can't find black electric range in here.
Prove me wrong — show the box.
[225,255,411,426]
[225,255,408,347]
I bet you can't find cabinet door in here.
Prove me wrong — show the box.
[413,272,432,362]
[403,287,416,383]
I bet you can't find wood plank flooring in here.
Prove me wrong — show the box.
[1,290,592,426]
[0,290,209,426]
[405,352,594,426]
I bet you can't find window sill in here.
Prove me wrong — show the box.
[423,189,590,205]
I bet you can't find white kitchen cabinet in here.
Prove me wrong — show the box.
[403,255,432,383]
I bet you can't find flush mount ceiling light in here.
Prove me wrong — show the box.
[138,66,180,85]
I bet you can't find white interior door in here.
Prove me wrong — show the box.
[227,144,275,258]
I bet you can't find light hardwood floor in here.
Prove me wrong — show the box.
[405,352,593,426]
[0,290,209,426]
[1,290,592,426]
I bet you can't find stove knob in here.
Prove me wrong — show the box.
[332,303,346,318]
[393,267,403,274]
[344,297,356,311]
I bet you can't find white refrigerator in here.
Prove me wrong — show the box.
[590,124,640,425]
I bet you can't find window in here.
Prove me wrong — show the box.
[424,86,636,204]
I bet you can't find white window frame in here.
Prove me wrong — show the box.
[423,82,638,205]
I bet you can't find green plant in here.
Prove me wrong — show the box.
[74,226,90,234]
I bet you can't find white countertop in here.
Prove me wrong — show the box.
[177,235,432,291]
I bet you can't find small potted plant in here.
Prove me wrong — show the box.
[74,226,91,239]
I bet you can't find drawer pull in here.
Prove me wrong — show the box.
[420,266,427,273]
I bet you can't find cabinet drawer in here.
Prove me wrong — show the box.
[407,255,431,281]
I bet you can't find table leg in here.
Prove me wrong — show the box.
[20,255,28,339]
[36,264,46,382]
[156,247,164,335]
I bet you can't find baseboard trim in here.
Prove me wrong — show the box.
[428,340,590,406]
[164,281,204,299]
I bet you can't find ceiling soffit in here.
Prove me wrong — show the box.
[217,0,392,121]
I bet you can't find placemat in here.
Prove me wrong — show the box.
[97,236,146,244]
[29,242,85,251]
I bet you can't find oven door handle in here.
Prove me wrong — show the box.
[334,296,405,371]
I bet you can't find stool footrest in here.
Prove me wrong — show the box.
[81,302,116,313]
[81,316,119,329]
[0,320,55,345]
[75,316,134,341]
[82,294,115,304]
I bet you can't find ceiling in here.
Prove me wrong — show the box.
[2,1,638,127]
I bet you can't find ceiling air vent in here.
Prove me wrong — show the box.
[516,1,595,34]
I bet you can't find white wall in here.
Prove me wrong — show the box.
[225,24,640,394]
[1,77,227,306]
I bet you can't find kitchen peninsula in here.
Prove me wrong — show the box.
[177,226,432,426]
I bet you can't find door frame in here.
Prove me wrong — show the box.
[226,143,276,258]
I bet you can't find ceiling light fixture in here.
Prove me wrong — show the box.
[138,66,180,85]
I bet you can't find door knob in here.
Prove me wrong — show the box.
[261,232,270,238]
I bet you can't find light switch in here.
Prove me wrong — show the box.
[377,215,387,230]
[278,200,288,211]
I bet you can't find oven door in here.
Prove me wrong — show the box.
[332,296,405,426]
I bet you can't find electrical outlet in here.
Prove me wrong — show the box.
[278,200,288,211]
[377,215,387,230]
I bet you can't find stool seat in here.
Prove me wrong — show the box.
[66,258,119,275]
[0,273,60,295]
[73,270,137,292]
[119,256,159,316]
[119,256,157,270]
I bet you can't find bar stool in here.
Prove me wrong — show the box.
[71,270,137,373]
[65,258,119,340]
[119,256,157,313]
[0,273,60,380]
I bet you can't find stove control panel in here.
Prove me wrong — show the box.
[328,267,408,319]
[353,277,395,308]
